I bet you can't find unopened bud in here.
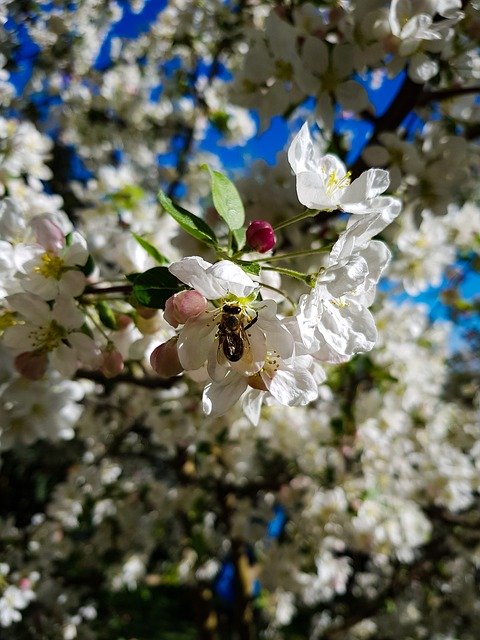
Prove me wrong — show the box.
[164,290,207,327]
[14,351,48,380]
[30,215,64,252]
[19,578,31,590]
[246,220,276,253]
[100,346,124,378]
[150,338,183,378]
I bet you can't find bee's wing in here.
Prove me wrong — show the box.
[230,326,264,377]
[206,335,229,381]
[216,337,228,365]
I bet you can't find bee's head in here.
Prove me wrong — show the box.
[222,304,242,314]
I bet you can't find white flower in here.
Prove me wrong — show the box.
[386,0,463,82]
[169,256,257,300]
[168,257,293,381]
[3,293,99,376]
[0,582,36,628]
[297,552,352,605]
[16,231,89,300]
[295,239,391,362]
[0,240,19,297]
[111,555,146,591]
[288,123,390,213]
[203,340,322,423]
[0,375,84,449]
[330,196,402,259]
[294,38,370,130]
[0,586,25,627]
[392,210,456,295]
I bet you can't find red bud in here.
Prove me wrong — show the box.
[246,220,276,253]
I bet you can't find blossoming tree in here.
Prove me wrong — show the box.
[0,1,479,638]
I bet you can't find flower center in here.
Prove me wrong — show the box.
[35,252,65,280]
[248,351,280,390]
[325,170,351,197]
[30,321,66,352]
[330,296,349,309]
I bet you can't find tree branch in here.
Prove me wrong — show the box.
[418,84,480,105]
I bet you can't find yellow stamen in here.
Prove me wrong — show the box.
[325,170,351,197]
[35,252,65,280]
[330,297,349,309]
[30,321,66,352]
[247,350,280,390]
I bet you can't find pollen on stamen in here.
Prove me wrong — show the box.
[34,252,65,280]
[330,298,349,309]
[325,170,351,197]
[32,321,66,352]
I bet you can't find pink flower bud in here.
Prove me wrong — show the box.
[164,290,207,327]
[150,338,183,378]
[246,220,276,253]
[30,215,65,252]
[100,347,124,378]
[14,351,48,380]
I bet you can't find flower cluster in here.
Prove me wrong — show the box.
[146,123,400,421]
[0,564,38,628]
[1,209,100,378]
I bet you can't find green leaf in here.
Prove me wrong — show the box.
[132,233,169,265]
[210,110,230,134]
[158,191,218,247]
[237,261,261,276]
[96,301,119,330]
[203,165,244,230]
[80,254,95,277]
[232,226,246,251]
[132,267,185,309]
[80,322,94,339]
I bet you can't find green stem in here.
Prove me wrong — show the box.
[273,209,319,231]
[262,265,312,285]
[82,305,111,343]
[253,246,332,263]
[217,248,233,261]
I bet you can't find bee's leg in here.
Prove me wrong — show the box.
[244,311,258,330]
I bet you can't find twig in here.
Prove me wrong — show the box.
[75,368,176,388]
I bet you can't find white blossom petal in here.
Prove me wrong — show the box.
[202,372,248,417]
[342,169,390,207]
[177,312,218,370]
[241,388,265,426]
[266,357,318,406]
[6,293,51,325]
[52,296,84,329]
[51,343,78,377]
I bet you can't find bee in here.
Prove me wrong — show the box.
[217,303,258,363]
